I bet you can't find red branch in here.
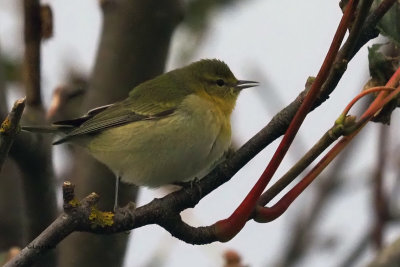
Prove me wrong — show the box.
[254,65,400,222]
[341,86,395,117]
[213,0,360,242]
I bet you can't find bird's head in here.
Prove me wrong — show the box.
[181,59,258,114]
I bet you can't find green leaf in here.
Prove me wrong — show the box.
[368,43,398,82]
[373,0,400,44]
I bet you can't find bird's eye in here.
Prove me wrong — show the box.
[216,79,225,87]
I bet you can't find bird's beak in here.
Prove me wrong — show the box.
[235,80,259,90]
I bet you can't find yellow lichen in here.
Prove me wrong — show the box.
[68,198,80,207]
[89,207,114,228]
[0,118,11,133]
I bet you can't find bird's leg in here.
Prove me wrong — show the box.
[191,177,202,198]
[190,177,200,188]
[173,178,202,198]
[114,175,121,212]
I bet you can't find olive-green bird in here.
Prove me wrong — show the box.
[23,59,258,206]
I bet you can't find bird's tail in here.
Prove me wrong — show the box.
[21,125,72,133]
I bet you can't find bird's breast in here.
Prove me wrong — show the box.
[86,94,232,187]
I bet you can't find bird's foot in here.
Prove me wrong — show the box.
[173,178,202,198]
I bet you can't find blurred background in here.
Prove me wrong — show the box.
[1,0,400,266]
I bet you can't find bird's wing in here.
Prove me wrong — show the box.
[53,71,191,144]
[52,103,114,128]
[53,100,175,144]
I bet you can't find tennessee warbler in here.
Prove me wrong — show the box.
[23,59,258,206]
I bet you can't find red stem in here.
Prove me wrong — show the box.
[213,0,359,242]
[360,66,400,120]
[254,127,361,222]
[341,86,395,117]
[254,66,400,222]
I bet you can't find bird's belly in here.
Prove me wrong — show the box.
[86,100,231,187]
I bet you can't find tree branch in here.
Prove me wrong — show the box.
[4,182,94,267]
[23,0,42,107]
[255,0,382,207]
[0,98,25,172]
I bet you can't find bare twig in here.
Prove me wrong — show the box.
[0,98,26,172]
[4,182,96,267]
[355,0,398,53]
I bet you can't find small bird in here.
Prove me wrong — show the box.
[23,59,258,208]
